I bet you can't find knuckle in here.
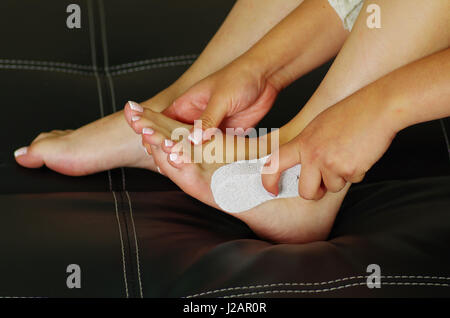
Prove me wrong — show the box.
[324,156,335,169]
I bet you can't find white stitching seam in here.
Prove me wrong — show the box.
[0,59,93,69]
[0,60,196,76]
[110,60,195,75]
[98,0,144,298]
[0,57,196,74]
[87,0,128,298]
[185,275,450,298]
[112,191,130,298]
[0,64,93,75]
[0,55,197,70]
[109,54,197,70]
[125,191,144,298]
[221,281,450,298]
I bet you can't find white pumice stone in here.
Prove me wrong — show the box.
[211,155,301,213]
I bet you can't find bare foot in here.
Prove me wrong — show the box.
[13,92,177,176]
[124,103,350,243]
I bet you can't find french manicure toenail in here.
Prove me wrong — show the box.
[142,128,154,135]
[164,139,173,147]
[129,101,143,112]
[131,115,141,122]
[169,153,178,161]
[14,147,28,157]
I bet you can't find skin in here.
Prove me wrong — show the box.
[14,0,304,174]
[168,0,348,143]
[127,0,449,243]
[14,0,449,243]
[262,48,450,199]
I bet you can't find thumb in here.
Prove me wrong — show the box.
[189,94,229,144]
[163,81,211,123]
[261,140,301,197]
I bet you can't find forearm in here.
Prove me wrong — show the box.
[378,48,450,134]
[239,0,348,90]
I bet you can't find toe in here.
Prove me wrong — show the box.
[142,129,164,147]
[124,101,144,127]
[167,151,190,169]
[130,109,161,135]
[161,138,175,154]
[14,145,44,169]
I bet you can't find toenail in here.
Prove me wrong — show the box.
[164,139,173,147]
[169,153,178,162]
[129,101,143,112]
[131,115,141,122]
[142,128,154,135]
[14,147,28,157]
[188,128,203,145]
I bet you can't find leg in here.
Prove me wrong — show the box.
[280,0,450,142]
[127,0,449,243]
[15,0,303,175]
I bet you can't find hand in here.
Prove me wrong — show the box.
[163,60,279,143]
[262,90,397,200]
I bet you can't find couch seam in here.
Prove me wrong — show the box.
[184,275,450,298]
[0,61,196,76]
[98,0,144,298]
[88,0,128,298]
[112,191,130,298]
[439,119,450,162]
[220,281,450,298]
[125,191,144,298]
[0,55,197,70]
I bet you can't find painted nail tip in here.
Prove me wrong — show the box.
[268,192,277,198]
[129,101,144,112]
[188,134,200,145]
[142,128,154,135]
[131,115,141,122]
[164,139,173,147]
[169,153,178,161]
[14,147,28,157]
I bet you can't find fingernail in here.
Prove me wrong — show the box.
[142,128,154,135]
[14,147,28,157]
[157,166,161,173]
[264,157,271,167]
[131,115,141,122]
[169,153,178,162]
[129,101,143,112]
[268,191,277,198]
[188,128,202,145]
[164,139,174,147]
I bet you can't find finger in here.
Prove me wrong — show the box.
[163,84,209,123]
[312,182,327,200]
[346,172,365,183]
[261,140,301,197]
[321,169,347,193]
[298,164,323,200]
[188,95,228,145]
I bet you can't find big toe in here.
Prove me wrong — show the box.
[14,146,44,169]
[124,100,144,127]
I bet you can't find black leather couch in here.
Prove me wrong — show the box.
[1,0,450,298]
